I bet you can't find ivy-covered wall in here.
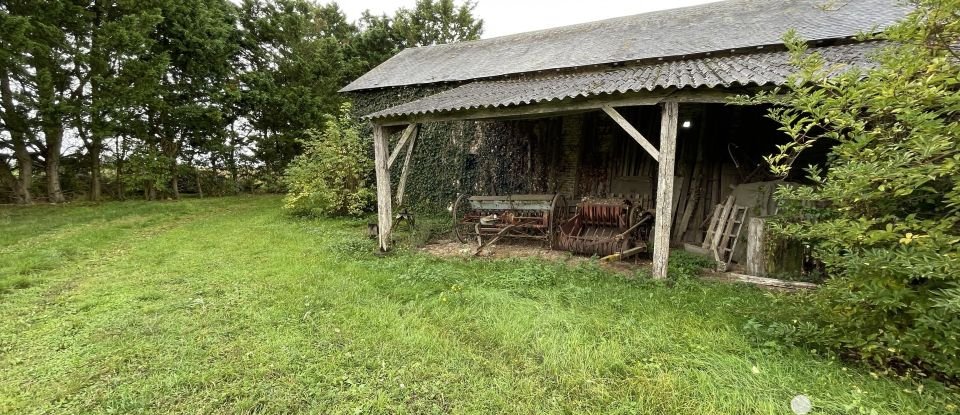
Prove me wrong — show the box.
[349,87,574,215]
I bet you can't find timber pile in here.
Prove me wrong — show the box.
[707,272,819,292]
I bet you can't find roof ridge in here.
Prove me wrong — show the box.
[400,0,730,52]
[342,0,909,92]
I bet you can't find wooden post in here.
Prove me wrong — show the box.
[395,124,419,207]
[746,217,768,277]
[652,102,678,279]
[372,124,393,251]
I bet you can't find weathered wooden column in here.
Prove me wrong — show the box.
[372,124,393,251]
[746,217,768,277]
[652,102,679,279]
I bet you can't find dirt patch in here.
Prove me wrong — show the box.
[420,239,651,277]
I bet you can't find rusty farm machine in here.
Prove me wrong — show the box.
[452,194,568,253]
[452,194,654,260]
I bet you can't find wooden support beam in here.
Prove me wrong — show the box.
[368,87,746,127]
[372,124,393,251]
[652,101,679,279]
[372,91,671,126]
[388,124,417,168]
[395,124,419,207]
[601,105,660,162]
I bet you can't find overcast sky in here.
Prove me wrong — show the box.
[338,0,723,38]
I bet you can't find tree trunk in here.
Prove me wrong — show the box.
[170,159,180,200]
[0,69,33,204]
[145,180,156,201]
[228,145,240,195]
[90,146,102,201]
[228,124,240,194]
[44,125,66,203]
[116,162,124,200]
[196,166,203,198]
[11,135,32,204]
[0,157,22,203]
[115,136,125,200]
[35,61,66,204]
[88,1,105,202]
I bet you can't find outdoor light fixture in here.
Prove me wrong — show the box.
[682,120,693,129]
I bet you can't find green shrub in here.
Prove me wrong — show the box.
[282,103,374,217]
[749,1,960,379]
[667,250,714,282]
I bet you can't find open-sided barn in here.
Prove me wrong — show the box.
[343,0,910,278]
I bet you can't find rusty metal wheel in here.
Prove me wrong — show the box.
[548,194,568,250]
[452,194,472,244]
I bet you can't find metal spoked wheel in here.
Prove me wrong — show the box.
[548,194,568,250]
[451,194,473,244]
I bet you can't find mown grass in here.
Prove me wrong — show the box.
[0,196,956,414]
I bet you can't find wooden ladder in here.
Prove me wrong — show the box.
[715,205,748,270]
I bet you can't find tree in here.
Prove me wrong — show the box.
[28,0,88,203]
[236,0,357,183]
[753,0,960,378]
[144,0,238,199]
[0,9,35,204]
[72,0,164,201]
[345,11,402,79]
[392,0,483,47]
[0,0,485,203]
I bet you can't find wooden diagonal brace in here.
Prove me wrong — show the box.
[395,124,419,207]
[388,124,417,168]
[601,105,660,162]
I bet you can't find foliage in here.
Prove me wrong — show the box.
[667,250,716,282]
[747,0,960,379]
[236,0,356,182]
[392,0,483,47]
[282,104,373,217]
[122,144,172,195]
[1,196,958,413]
[0,0,483,204]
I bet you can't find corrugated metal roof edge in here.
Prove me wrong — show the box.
[340,36,869,93]
[363,81,778,120]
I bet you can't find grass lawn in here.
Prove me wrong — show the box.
[0,195,956,414]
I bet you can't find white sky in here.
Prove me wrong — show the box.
[338,0,723,38]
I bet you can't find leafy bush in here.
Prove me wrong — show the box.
[283,103,375,217]
[751,1,960,379]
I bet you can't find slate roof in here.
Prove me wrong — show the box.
[365,41,883,120]
[342,0,908,92]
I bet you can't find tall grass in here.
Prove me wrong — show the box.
[0,196,956,414]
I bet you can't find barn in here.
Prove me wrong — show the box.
[342,0,909,278]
